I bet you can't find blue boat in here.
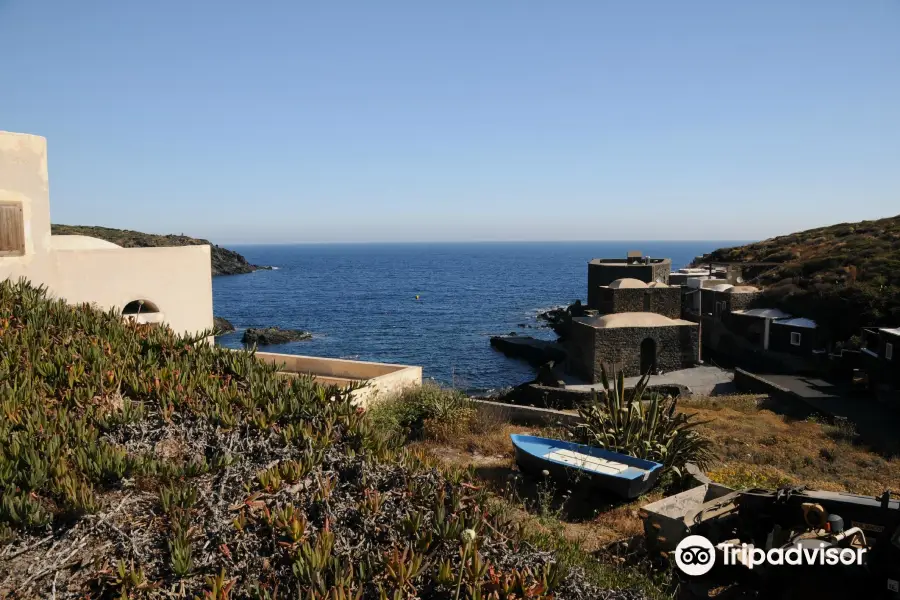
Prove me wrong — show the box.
[510,434,664,499]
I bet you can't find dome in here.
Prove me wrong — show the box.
[709,283,734,292]
[50,235,121,250]
[594,312,675,328]
[727,286,759,294]
[608,278,648,289]
[647,282,669,288]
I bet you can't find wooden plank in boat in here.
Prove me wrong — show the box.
[544,449,629,475]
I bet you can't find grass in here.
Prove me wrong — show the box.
[403,390,900,599]
[680,395,900,495]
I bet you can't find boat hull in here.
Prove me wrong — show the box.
[511,434,663,500]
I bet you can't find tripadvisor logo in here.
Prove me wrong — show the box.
[674,534,868,576]
[675,535,716,576]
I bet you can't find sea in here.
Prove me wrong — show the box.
[213,242,743,394]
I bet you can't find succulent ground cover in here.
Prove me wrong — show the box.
[0,280,648,599]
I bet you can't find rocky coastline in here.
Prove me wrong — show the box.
[50,224,272,276]
[242,326,312,345]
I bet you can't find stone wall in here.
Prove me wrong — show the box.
[565,320,597,382]
[568,322,698,381]
[596,287,682,319]
[726,292,761,312]
[587,259,671,307]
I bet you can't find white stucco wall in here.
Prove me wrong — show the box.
[0,130,213,336]
[256,351,423,408]
[50,235,121,250]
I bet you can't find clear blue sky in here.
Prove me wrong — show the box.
[1,1,898,243]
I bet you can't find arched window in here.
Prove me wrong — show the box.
[123,300,164,324]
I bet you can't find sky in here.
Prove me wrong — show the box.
[1,1,898,244]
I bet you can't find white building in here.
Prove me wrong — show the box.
[0,130,213,334]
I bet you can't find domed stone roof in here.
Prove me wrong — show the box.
[709,283,734,292]
[608,278,648,289]
[594,312,675,328]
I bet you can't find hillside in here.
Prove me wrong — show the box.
[695,214,900,340]
[0,280,626,599]
[50,224,267,276]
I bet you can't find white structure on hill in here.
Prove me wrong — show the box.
[0,130,213,335]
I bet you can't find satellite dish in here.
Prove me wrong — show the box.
[736,277,744,284]
[656,277,664,283]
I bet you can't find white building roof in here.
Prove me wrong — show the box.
[774,317,818,329]
[732,308,792,320]
[727,286,760,294]
[880,327,900,337]
[608,278,648,289]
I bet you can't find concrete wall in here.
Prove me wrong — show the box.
[568,321,698,381]
[51,246,213,335]
[0,132,52,261]
[257,351,423,408]
[596,286,682,319]
[0,131,213,336]
[587,259,671,308]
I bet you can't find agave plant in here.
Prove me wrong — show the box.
[570,365,714,477]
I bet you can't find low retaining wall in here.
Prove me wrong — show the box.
[471,399,583,428]
[733,368,795,403]
[502,383,690,410]
[255,351,422,408]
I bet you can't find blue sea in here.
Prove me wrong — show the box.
[213,242,741,393]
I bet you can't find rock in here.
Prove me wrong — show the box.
[534,361,566,388]
[536,300,584,341]
[213,316,235,333]
[242,327,312,345]
[489,335,567,366]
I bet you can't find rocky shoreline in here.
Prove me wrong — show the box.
[50,224,272,276]
[242,326,312,345]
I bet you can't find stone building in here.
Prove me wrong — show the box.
[594,278,682,319]
[861,328,900,390]
[567,312,699,381]
[768,318,822,355]
[696,284,761,320]
[587,254,672,309]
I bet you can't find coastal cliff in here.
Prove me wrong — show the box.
[695,214,900,340]
[51,224,269,276]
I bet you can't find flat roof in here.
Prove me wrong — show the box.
[774,317,818,329]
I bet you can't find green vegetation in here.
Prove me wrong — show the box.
[367,382,478,443]
[50,224,264,276]
[0,279,640,599]
[696,213,900,340]
[570,368,714,479]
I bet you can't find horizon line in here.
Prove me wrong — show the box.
[217,239,754,246]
